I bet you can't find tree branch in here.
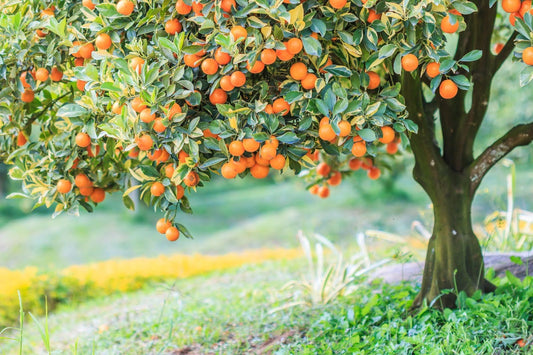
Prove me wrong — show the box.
[468,122,533,194]
[23,91,71,131]
[491,32,518,75]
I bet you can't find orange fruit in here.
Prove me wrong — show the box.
[309,185,319,195]
[192,1,204,15]
[75,132,91,147]
[75,173,92,188]
[493,43,504,54]
[366,71,380,89]
[247,60,265,74]
[220,75,235,91]
[16,132,27,146]
[316,162,331,177]
[255,153,270,166]
[338,120,351,137]
[349,158,362,170]
[201,58,219,75]
[165,226,180,241]
[86,144,100,158]
[229,158,247,174]
[112,101,123,115]
[82,0,95,9]
[184,171,200,187]
[184,54,201,68]
[178,150,189,163]
[378,126,395,144]
[328,171,342,186]
[229,140,245,156]
[520,1,533,16]
[220,0,236,12]
[502,0,521,13]
[153,118,167,133]
[90,188,106,203]
[147,149,162,162]
[352,141,367,157]
[523,47,533,65]
[156,218,172,234]
[318,123,336,141]
[36,29,47,37]
[35,68,49,81]
[261,48,277,65]
[367,166,381,180]
[165,164,175,179]
[320,58,333,73]
[151,182,165,196]
[243,138,260,152]
[272,97,290,115]
[250,164,269,179]
[276,44,294,61]
[176,185,185,199]
[317,185,330,198]
[441,14,460,33]
[76,79,87,92]
[167,102,183,118]
[130,57,145,74]
[74,58,85,67]
[79,187,94,197]
[329,0,346,9]
[361,157,373,170]
[57,179,72,194]
[95,33,112,50]
[20,72,31,88]
[230,26,247,40]
[290,62,307,80]
[165,19,182,35]
[21,89,34,103]
[269,154,286,170]
[425,62,440,78]
[259,143,277,160]
[140,108,156,123]
[386,142,399,154]
[137,134,153,151]
[131,97,147,113]
[175,0,192,14]
[439,79,458,99]
[51,67,63,81]
[367,9,381,23]
[243,156,256,168]
[221,162,238,179]
[265,104,274,114]
[209,88,227,104]
[79,43,94,59]
[116,0,134,15]
[301,73,317,90]
[287,38,303,54]
[214,47,231,65]
[230,71,246,87]
[401,54,418,72]
[267,135,279,147]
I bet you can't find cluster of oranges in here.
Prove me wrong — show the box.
[503,0,533,25]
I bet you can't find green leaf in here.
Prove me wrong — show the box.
[302,36,322,57]
[56,104,88,118]
[358,128,376,142]
[323,65,352,77]
[460,50,482,62]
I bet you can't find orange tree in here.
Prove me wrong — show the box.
[0,0,532,308]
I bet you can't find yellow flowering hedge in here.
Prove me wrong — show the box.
[0,248,301,326]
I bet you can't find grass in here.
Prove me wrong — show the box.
[1,258,530,354]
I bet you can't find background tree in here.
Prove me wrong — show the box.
[0,0,532,308]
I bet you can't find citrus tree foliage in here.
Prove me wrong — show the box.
[0,0,532,240]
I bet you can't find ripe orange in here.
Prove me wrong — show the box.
[77,79,87,91]
[379,126,395,144]
[272,98,290,115]
[79,43,94,59]
[261,48,277,65]
[316,162,331,177]
[165,226,180,241]
[230,71,246,87]
[184,171,200,187]
[137,134,153,151]
[16,132,27,146]
[441,14,460,33]
[75,132,91,147]
[328,171,342,186]
[439,79,458,99]
[57,179,72,194]
[79,187,94,197]
[309,185,319,195]
[20,72,31,88]
[401,54,419,72]
[319,123,336,141]
[86,144,100,158]
[352,141,367,157]
[230,26,247,41]
[36,29,47,37]
[349,158,362,170]
[153,118,167,133]
[147,149,162,162]
[75,173,92,188]
[131,97,147,113]
[21,89,35,103]
[276,44,294,61]
[329,0,346,9]
[90,188,106,203]
[243,138,260,152]
[269,154,286,170]
[35,68,49,81]
[51,67,63,81]
[184,54,201,68]
[167,102,182,118]
[82,0,95,9]
[201,58,219,75]
[247,60,265,74]
[301,73,317,90]
[230,158,247,174]
[192,1,204,15]
[493,43,504,54]
[338,120,351,137]
[165,19,182,35]
[178,150,189,163]
[386,142,399,154]
[221,0,236,12]
[176,185,185,199]
[74,58,85,67]
[140,108,156,123]
[209,88,227,104]
[290,62,308,80]
[220,75,235,91]
[367,166,381,180]
[287,38,303,54]
[116,0,134,15]
[502,0,521,13]
[112,101,123,115]
[130,57,145,74]
[367,9,381,23]
[425,62,440,78]
[250,164,269,179]
[259,143,277,160]
[361,157,373,170]
[519,0,533,16]
[221,162,238,179]
[320,58,333,73]
[214,47,231,65]
[317,185,330,198]
[156,218,172,234]
[243,156,256,168]
[255,153,270,166]
[175,0,192,14]
[229,141,245,156]
[523,47,533,65]
[366,71,380,89]
[165,164,175,179]
[95,33,112,50]
[265,104,274,114]
[151,182,165,196]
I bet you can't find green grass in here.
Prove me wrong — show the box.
[1,258,531,354]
